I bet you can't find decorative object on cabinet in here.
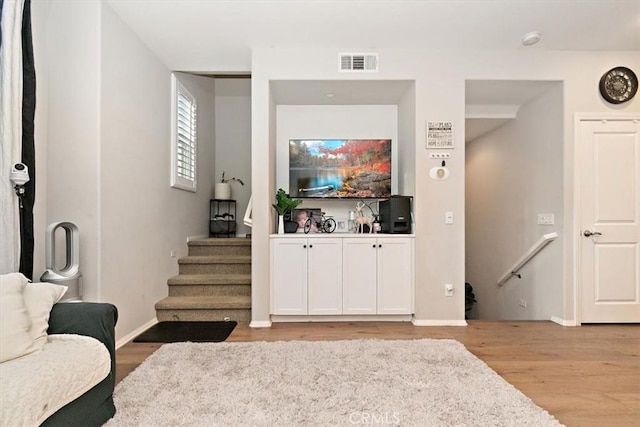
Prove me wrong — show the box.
[272,188,302,234]
[215,171,244,200]
[210,199,236,237]
[293,209,320,233]
[354,201,373,233]
[302,210,337,234]
[378,195,412,234]
[283,218,299,233]
[599,66,638,104]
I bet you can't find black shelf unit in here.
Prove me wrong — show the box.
[209,199,237,237]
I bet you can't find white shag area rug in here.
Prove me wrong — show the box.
[107,339,562,427]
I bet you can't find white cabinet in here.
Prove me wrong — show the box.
[271,237,342,315]
[271,235,413,318]
[343,237,414,315]
[343,238,378,314]
[376,238,414,314]
[270,238,308,315]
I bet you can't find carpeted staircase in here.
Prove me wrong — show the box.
[155,238,251,322]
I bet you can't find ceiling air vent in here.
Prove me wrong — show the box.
[339,53,379,72]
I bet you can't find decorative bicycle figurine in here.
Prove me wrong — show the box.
[304,210,337,234]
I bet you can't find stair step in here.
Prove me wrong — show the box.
[188,238,251,256]
[155,296,251,322]
[155,295,250,310]
[167,274,251,285]
[178,255,251,264]
[178,256,251,275]
[189,238,251,247]
[156,309,251,322]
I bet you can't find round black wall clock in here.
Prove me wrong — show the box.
[599,66,638,104]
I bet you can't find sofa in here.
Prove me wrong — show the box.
[0,273,118,426]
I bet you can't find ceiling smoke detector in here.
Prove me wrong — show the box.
[522,32,541,46]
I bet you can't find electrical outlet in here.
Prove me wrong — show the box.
[518,299,527,308]
[445,284,454,297]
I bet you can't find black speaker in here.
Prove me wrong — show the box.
[378,196,412,234]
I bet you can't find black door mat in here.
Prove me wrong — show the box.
[133,321,237,343]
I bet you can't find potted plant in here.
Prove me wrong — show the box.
[272,188,302,233]
[215,171,244,200]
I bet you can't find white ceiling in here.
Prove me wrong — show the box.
[106,0,640,72]
[105,1,634,143]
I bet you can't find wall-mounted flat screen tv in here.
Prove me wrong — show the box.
[289,139,391,198]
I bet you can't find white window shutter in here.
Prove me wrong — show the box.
[171,75,198,191]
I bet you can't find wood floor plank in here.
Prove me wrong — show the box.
[115,321,639,426]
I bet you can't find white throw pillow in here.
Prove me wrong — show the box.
[0,273,36,362]
[23,282,68,350]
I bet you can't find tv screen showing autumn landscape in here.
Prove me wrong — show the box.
[289,139,392,198]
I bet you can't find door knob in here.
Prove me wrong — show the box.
[583,229,602,237]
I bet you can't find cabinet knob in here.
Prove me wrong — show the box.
[303,244,307,248]
[378,244,382,248]
[372,244,376,248]
[309,244,313,248]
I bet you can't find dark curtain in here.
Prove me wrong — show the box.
[0,0,4,49]
[19,0,36,279]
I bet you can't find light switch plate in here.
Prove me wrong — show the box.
[537,213,554,225]
[445,211,454,224]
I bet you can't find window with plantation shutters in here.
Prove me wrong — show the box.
[171,74,198,191]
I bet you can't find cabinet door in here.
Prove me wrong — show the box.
[308,238,343,315]
[342,238,378,314]
[271,239,308,315]
[377,238,414,314]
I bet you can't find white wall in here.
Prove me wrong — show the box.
[466,83,563,320]
[251,48,640,326]
[275,105,398,225]
[42,0,101,300]
[33,1,216,341]
[99,6,216,339]
[214,78,252,236]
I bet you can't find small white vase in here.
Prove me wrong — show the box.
[278,215,284,234]
[215,183,231,200]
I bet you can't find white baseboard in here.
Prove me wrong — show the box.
[550,316,577,327]
[249,320,272,328]
[116,318,158,349]
[271,315,413,323]
[411,319,468,326]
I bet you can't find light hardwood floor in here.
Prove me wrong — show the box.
[116,321,639,426]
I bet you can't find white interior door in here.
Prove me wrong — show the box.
[579,118,640,323]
